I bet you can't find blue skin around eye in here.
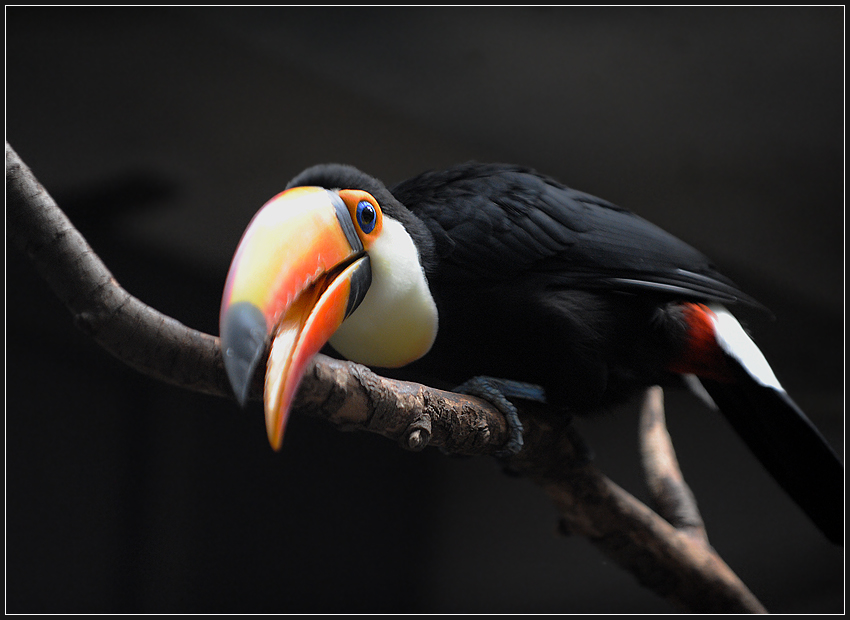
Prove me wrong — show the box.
[356,201,377,233]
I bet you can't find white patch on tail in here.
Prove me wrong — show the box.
[708,304,784,392]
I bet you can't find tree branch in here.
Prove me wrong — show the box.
[5,141,766,613]
[639,385,709,544]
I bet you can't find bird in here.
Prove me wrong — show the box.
[219,161,843,545]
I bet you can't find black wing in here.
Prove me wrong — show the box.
[392,162,758,307]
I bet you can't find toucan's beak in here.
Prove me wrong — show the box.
[220,186,372,450]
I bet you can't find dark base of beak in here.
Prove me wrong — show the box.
[221,301,268,407]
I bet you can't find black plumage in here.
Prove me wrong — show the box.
[390,163,755,408]
[394,163,754,300]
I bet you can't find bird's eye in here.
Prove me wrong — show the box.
[339,189,383,246]
[356,201,377,234]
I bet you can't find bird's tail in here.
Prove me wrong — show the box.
[674,303,844,545]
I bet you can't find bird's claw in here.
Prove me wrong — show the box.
[453,376,546,458]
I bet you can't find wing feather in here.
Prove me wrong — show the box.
[392,162,759,307]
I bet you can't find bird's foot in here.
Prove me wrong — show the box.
[453,376,547,458]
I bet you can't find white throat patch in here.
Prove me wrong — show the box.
[329,216,438,368]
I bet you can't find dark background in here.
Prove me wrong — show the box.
[6,6,843,613]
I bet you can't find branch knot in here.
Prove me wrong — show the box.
[402,414,432,451]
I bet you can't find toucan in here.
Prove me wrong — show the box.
[219,162,843,545]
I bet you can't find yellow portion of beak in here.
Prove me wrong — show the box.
[221,187,359,329]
